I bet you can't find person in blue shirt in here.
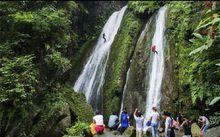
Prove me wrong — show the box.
[118,110,130,134]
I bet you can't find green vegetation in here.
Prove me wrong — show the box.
[0,1,219,136]
[167,1,220,119]
[63,121,91,137]
[103,9,143,117]
[0,1,94,136]
[28,86,93,137]
[128,1,162,15]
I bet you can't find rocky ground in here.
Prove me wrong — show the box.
[206,126,220,137]
[94,125,220,137]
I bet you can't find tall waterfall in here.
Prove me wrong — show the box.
[73,6,127,111]
[145,7,167,119]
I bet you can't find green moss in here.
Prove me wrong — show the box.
[128,1,162,15]
[16,85,93,137]
[103,9,143,117]
[68,38,97,84]
[64,86,93,122]
[63,121,92,137]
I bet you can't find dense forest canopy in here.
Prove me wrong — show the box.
[0,1,219,137]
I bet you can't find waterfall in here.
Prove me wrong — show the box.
[145,6,167,120]
[120,68,130,113]
[73,6,127,111]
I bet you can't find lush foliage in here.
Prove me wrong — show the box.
[63,121,91,137]
[0,1,93,136]
[167,1,220,118]
[210,112,220,126]
[190,6,220,55]
[0,55,37,106]
[103,10,142,117]
[128,1,162,15]
[1,1,219,136]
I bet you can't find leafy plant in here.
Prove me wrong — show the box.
[63,121,91,137]
[128,1,161,15]
[0,55,37,106]
[45,51,71,75]
[189,7,220,55]
[209,112,220,126]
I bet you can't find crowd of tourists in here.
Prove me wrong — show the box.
[90,107,210,137]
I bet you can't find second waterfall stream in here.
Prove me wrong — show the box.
[145,6,167,126]
[73,6,127,111]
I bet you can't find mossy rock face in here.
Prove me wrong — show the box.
[160,29,177,114]
[29,86,93,137]
[103,8,143,118]
[121,12,156,114]
[0,86,93,137]
[64,87,93,123]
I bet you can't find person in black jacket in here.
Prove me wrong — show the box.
[103,33,106,42]
[180,117,192,137]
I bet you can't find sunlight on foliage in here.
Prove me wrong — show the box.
[128,1,161,14]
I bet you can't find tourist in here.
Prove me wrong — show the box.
[118,110,130,134]
[163,111,172,137]
[90,122,96,135]
[170,115,176,137]
[108,112,119,130]
[177,112,183,127]
[151,45,158,54]
[150,107,160,137]
[180,117,192,137]
[198,115,210,137]
[103,33,106,42]
[133,108,144,137]
[93,111,105,134]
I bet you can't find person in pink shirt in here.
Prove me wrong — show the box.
[151,45,158,54]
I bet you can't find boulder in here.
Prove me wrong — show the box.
[191,123,200,137]
[123,126,136,137]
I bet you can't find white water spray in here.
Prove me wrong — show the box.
[73,6,127,111]
[145,6,167,120]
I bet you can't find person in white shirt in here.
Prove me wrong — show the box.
[163,111,172,137]
[198,116,210,137]
[108,112,119,130]
[150,107,160,137]
[93,111,105,134]
[133,108,144,137]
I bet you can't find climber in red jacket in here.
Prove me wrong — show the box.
[151,45,158,54]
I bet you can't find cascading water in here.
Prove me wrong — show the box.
[73,6,127,111]
[120,68,130,113]
[145,6,167,120]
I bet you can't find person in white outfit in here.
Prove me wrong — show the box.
[198,116,210,137]
[163,111,172,137]
[134,108,144,137]
[150,107,160,137]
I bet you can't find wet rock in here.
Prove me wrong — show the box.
[206,126,220,137]
[51,103,71,137]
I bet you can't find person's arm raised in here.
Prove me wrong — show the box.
[133,108,138,117]
[180,120,186,128]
